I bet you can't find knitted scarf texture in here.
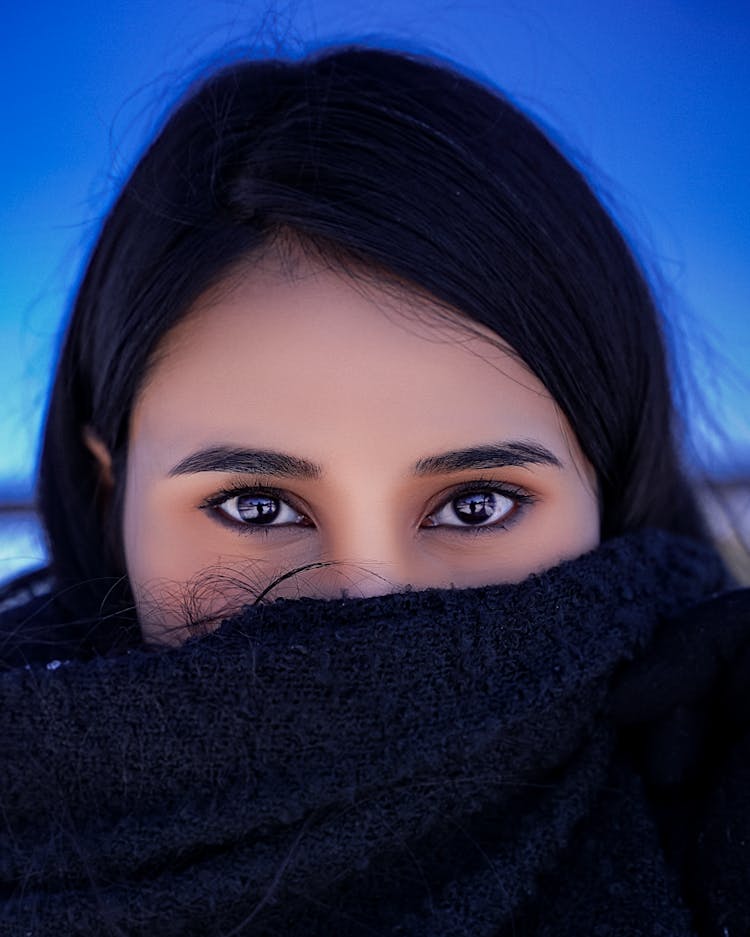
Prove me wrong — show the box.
[1,530,747,936]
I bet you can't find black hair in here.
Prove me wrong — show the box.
[7,44,710,650]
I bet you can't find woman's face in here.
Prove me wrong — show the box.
[117,253,600,643]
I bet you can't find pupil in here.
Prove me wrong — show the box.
[453,492,496,525]
[237,495,280,524]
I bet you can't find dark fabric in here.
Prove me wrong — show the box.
[0,530,747,936]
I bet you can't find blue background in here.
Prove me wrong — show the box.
[1,0,748,492]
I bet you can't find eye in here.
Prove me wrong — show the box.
[214,491,309,528]
[424,488,520,528]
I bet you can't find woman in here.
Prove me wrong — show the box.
[1,45,748,936]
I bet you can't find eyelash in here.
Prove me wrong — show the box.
[425,480,535,536]
[199,478,536,536]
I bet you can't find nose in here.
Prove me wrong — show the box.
[312,559,409,599]
[268,518,418,601]
[320,509,422,598]
[261,559,412,602]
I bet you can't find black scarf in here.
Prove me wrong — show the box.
[1,530,748,936]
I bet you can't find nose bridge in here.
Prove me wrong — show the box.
[315,491,416,597]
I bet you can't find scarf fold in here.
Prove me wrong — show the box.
[0,530,741,936]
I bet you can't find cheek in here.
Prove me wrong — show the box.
[121,462,206,635]
[440,466,600,585]
[536,477,600,565]
[429,482,599,588]
[121,465,305,642]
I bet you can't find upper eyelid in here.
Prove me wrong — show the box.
[204,477,533,501]
[424,479,535,512]
[199,483,309,519]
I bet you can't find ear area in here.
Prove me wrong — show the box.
[83,428,115,490]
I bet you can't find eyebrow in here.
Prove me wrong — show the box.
[168,440,562,479]
[168,446,322,479]
[412,441,563,475]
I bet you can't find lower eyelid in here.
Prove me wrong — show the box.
[209,508,315,537]
[449,505,524,534]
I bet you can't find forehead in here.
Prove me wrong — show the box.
[130,256,573,468]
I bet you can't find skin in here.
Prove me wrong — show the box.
[95,251,600,644]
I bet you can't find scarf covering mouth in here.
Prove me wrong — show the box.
[0,530,745,936]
